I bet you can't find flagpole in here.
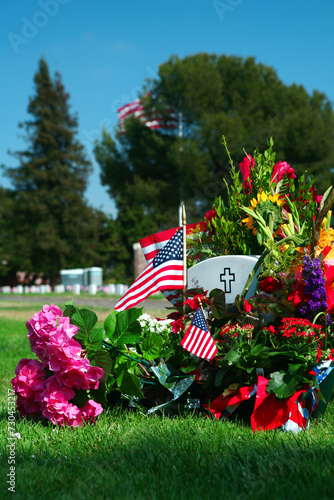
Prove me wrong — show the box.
[182,203,187,314]
[198,298,211,333]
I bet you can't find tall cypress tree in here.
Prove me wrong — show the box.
[4,58,103,282]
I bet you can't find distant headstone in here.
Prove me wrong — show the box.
[107,284,116,295]
[39,285,46,294]
[73,284,81,295]
[16,285,24,294]
[2,286,11,293]
[24,286,30,294]
[88,284,97,295]
[115,284,125,296]
[187,255,259,304]
[54,284,65,294]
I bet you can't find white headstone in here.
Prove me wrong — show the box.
[88,284,97,295]
[107,284,116,295]
[73,284,81,295]
[24,286,30,294]
[16,285,24,294]
[187,255,259,304]
[2,286,11,293]
[115,284,125,296]
[39,285,46,294]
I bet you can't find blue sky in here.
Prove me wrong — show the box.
[1,0,334,216]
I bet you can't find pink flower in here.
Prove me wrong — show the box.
[26,303,63,362]
[81,400,104,423]
[11,358,46,417]
[47,332,82,372]
[271,161,296,184]
[56,359,104,391]
[239,155,255,194]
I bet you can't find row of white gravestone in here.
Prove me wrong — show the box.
[0,283,129,296]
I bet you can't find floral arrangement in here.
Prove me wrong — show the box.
[11,139,334,431]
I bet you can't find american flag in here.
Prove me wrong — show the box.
[139,222,204,305]
[181,308,217,360]
[117,98,176,133]
[115,229,184,311]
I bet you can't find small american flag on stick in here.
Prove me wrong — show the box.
[181,308,217,360]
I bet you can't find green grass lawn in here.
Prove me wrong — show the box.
[1,314,334,500]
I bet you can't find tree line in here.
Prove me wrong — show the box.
[1,54,334,285]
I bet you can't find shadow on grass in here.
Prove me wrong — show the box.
[1,406,334,500]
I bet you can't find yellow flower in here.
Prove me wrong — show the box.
[316,227,334,259]
[242,191,284,234]
[242,214,257,234]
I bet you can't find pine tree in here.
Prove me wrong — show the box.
[4,58,103,282]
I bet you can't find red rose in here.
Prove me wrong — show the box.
[258,276,283,294]
[239,155,254,194]
[271,161,296,184]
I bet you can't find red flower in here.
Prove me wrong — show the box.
[244,300,252,314]
[183,293,208,310]
[324,260,334,314]
[287,281,306,308]
[258,276,283,294]
[239,155,254,194]
[271,161,296,184]
[204,209,217,235]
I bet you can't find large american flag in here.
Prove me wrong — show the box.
[138,222,204,305]
[115,229,184,311]
[117,98,176,133]
[181,308,217,360]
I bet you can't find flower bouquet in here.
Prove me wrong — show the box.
[12,139,334,432]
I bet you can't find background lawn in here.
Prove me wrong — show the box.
[1,300,334,500]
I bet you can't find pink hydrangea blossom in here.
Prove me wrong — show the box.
[81,400,104,423]
[56,358,104,391]
[11,358,46,417]
[271,161,296,184]
[43,381,83,427]
[26,303,64,362]
[12,304,105,427]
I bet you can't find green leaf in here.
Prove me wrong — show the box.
[63,303,76,318]
[266,371,300,399]
[209,288,226,319]
[114,357,144,399]
[72,309,98,334]
[91,349,112,384]
[225,348,241,365]
[86,327,104,353]
[72,309,98,348]
[104,311,117,337]
[112,308,143,346]
[141,331,163,360]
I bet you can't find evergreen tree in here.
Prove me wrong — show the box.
[4,58,104,283]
